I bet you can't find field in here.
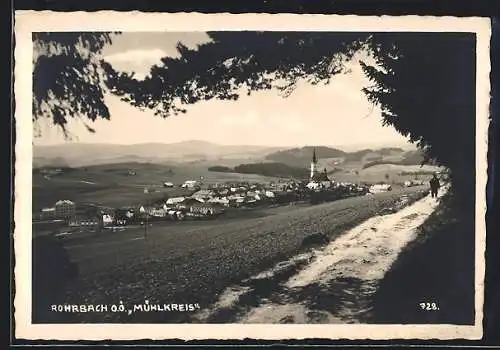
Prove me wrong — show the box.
[34,186,429,323]
[329,163,441,184]
[32,158,441,212]
[32,162,282,210]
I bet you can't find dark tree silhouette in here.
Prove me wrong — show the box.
[360,33,476,196]
[33,32,120,137]
[104,32,367,117]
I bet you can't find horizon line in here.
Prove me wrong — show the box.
[33,139,415,150]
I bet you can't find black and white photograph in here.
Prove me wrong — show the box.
[14,12,489,340]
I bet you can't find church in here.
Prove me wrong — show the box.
[307,148,332,190]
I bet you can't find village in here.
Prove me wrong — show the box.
[33,149,426,236]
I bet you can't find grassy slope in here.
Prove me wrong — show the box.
[368,192,475,325]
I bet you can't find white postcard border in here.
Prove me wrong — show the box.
[13,12,491,341]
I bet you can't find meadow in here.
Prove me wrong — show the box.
[32,157,441,213]
[32,162,281,211]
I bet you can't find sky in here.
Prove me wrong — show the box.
[34,32,412,149]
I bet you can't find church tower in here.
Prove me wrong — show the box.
[310,148,318,180]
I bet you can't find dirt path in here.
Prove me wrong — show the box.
[193,186,447,324]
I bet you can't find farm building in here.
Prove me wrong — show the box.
[114,209,135,225]
[166,197,186,205]
[40,207,56,219]
[181,180,198,189]
[369,184,392,193]
[265,190,275,198]
[182,198,205,207]
[404,180,425,187]
[68,216,100,228]
[189,202,223,216]
[245,191,257,198]
[207,197,230,206]
[54,200,76,218]
[138,205,168,218]
[167,210,185,221]
[192,189,215,200]
[228,194,245,202]
[102,214,114,226]
[150,208,169,217]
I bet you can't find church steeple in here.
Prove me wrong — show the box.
[310,147,318,180]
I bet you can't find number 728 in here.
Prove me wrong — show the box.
[420,302,439,310]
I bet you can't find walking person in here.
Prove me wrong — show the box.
[429,173,440,198]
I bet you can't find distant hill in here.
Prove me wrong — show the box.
[400,150,426,165]
[362,150,427,169]
[208,162,310,179]
[33,141,286,168]
[33,141,422,170]
[343,149,374,162]
[264,146,418,166]
[265,146,347,167]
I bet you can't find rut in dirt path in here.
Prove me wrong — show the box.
[193,187,447,324]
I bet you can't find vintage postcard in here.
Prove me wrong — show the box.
[14,12,490,341]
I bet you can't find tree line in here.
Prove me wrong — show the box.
[208,162,309,179]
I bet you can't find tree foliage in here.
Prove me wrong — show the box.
[104,31,367,117]
[33,32,120,136]
[360,33,476,195]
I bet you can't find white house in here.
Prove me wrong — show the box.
[264,191,275,198]
[208,197,230,206]
[246,191,257,198]
[102,214,114,226]
[166,196,186,205]
[68,216,100,228]
[55,199,76,218]
[181,180,198,188]
[306,182,321,190]
[369,184,392,193]
[40,207,56,219]
[192,189,214,200]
